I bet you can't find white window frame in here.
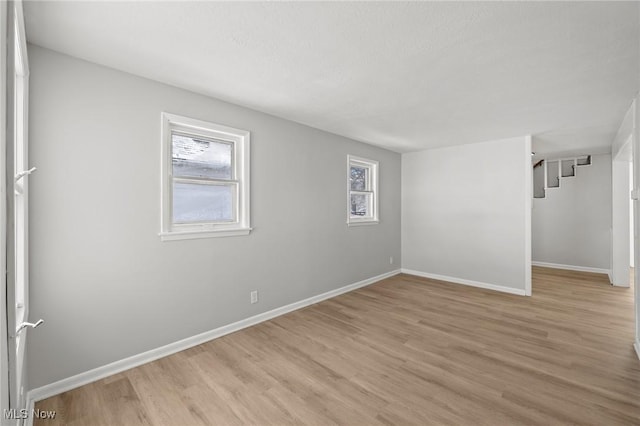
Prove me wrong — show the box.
[160,113,251,241]
[347,155,379,226]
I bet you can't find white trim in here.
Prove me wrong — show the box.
[9,0,30,417]
[0,0,8,421]
[634,340,640,362]
[543,154,592,164]
[633,97,640,352]
[23,397,34,426]
[159,228,251,241]
[13,2,27,78]
[160,113,251,240]
[25,269,401,408]
[524,135,532,296]
[347,155,379,225]
[401,268,526,296]
[347,220,379,227]
[531,261,611,276]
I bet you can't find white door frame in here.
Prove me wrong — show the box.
[633,98,640,359]
[6,0,30,416]
[0,0,10,418]
[525,135,532,296]
[611,98,638,359]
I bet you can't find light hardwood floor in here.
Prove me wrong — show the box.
[35,267,640,425]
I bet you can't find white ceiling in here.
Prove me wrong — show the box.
[24,1,639,154]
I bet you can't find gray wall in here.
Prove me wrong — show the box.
[532,154,612,270]
[401,136,531,292]
[27,45,401,389]
[533,164,545,198]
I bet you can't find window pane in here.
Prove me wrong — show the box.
[350,166,368,191]
[172,133,232,179]
[173,182,234,223]
[350,193,371,217]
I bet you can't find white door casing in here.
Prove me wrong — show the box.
[6,0,31,416]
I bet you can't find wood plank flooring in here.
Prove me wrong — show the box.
[35,267,640,425]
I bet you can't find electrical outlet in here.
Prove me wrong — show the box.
[390,256,394,265]
[250,290,258,304]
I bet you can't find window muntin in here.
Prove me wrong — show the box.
[348,156,378,225]
[161,113,251,240]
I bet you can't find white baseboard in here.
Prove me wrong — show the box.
[531,261,610,276]
[401,268,526,296]
[25,268,401,420]
[635,340,640,362]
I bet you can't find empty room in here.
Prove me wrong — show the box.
[1,1,640,425]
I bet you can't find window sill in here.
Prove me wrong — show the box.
[159,227,252,241]
[347,220,379,227]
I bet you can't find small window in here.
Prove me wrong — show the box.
[160,113,250,240]
[347,155,379,225]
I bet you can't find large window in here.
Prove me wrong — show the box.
[347,155,379,225]
[160,113,251,240]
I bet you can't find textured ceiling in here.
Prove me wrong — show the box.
[24,1,639,154]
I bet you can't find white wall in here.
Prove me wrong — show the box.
[532,154,612,271]
[612,105,635,157]
[401,136,531,295]
[631,161,634,267]
[612,157,630,285]
[26,45,402,390]
[611,103,634,286]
